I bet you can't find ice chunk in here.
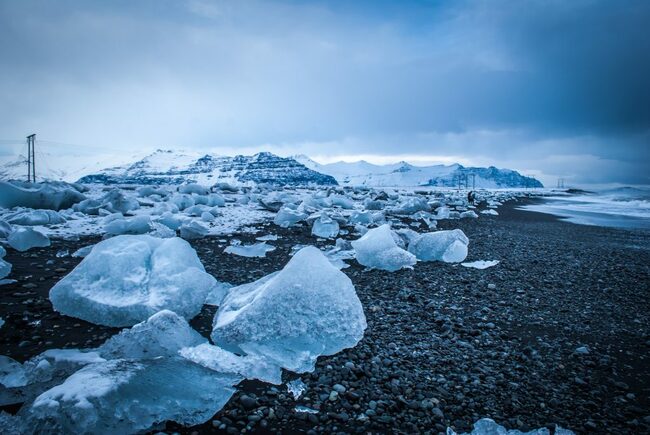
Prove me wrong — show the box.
[212,246,367,373]
[460,210,478,219]
[0,181,85,210]
[180,220,209,240]
[171,193,195,210]
[104,215,152,236]
[224,242,276,258]
[178,183,209,195]
[157,211,184,230]
[71,245,93,258]
[49,235,216,327]
[286,378,307,399]
[312,214,340,239]
[391,196,430,214]
[205,282,234,306]
[274,207,307,228]
[329,195,354,209]
[0,219,12,238]
[0,356,28,388]
[99,310,206,359]
[446,418,575,435]
[461,260,499,269]
[148,222,176,238]
[27,357,241,434]
[435,206,450,219]
[0,246,10,279]
[180,342,282,384]
[98,189,140,214]
[408,229,469,263]
[351,224,416,272]
[6,210,66,226]
[481,209,499,216]
[7,227,50,252]
[256,234,279,241]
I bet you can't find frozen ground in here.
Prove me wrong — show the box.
[0,181,648,434]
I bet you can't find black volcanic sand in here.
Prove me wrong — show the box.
[1,198,649,434]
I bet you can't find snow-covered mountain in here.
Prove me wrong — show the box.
[294,155,543,188]
[0,152,144,183]
[76,150,338,186]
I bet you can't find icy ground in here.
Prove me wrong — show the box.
[0,180,576,433]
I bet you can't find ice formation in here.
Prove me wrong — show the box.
[481,209,499,216]
[351,224,416,272]
[460,210,478,219]
[446,418,574,435]
[0,219,12,238]
[224,242,276,258]
[49,235,216,327]
[0,181,85,210]
[212,246,367,372]
[7,227,51,252]
[311,214,340,239]
[180,342,282,384]
[408,229,469,263]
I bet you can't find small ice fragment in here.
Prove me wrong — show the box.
[256,234,279,241]
[294,405,319,414]
[287,378,307,400]
[461,260,499,270]
[224,242,275,258]
[71,245,93,258]
[56,249,69,258]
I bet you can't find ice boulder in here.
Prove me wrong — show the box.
[212,246,366,373]
[274,207,307,228]
[6,210,66,226]
[481,209,499,216]
[103,215,152,237]
[98,189,140,214]
[351,224,416,272]
[7,228,50,252]
[49,235,217,327]
[311,214,340,239]
[27,357,241,435]
[178,183,209,195]
[460,210,478,219]
[0,220,12,239]
[0,247,11,279]
[179,220,210,240]
[224,242,275,258]
[157,211,184,230]
[407,229,469,263]
[447,418,575,435]
[98,310,207,359]
[0,181,85,210]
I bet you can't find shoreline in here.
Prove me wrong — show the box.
[1,198,648,434]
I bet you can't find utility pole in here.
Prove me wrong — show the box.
[557,178,565,189]
[26,134,36,182]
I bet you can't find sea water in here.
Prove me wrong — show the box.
[520,187,650,230]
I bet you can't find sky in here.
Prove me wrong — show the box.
[1,0,649,186]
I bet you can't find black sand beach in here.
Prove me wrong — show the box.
[1,198,649,434]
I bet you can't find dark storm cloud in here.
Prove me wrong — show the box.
[0,0,648,185]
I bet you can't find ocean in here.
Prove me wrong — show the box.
[519,187,650,230]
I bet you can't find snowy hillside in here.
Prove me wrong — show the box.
[77,150,338,186]
[294,155,543,188]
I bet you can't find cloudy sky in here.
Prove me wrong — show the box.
[1,0,649,186]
